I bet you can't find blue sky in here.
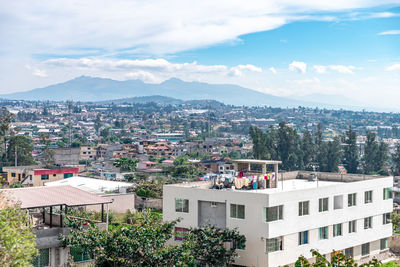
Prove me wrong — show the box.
[0,1,399,109]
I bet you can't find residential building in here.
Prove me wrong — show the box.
[3,166,79,187]
[80,146,96,161]
[163,160,393,266]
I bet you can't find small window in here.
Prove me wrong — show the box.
[41,174,49,180]
[348,193,356,207]
[298,231,309,245]
[64,173,73,179]
[175,198,189,213]
[349,220,357,233]
[364,217,372,229]
[361,243,370,256]
[345,247,353,258]
[319,226,328,240]
[334,195,343,210]
[333,223,342,237]
[230,204,245,219]
[298,201,309,216]
[383,213,392,224]
[174,227,188,241]
[383,187,392,200]
[364,190,373,203]
[319,198,328,212]
[266,237,283,253]
[264,205,283,222]
[380,238,388,250]
[11,173,16,177]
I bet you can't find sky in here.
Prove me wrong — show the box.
[0,0,399,108]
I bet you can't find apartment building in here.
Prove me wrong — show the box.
[4,166,79,187]
[163,160,393,267]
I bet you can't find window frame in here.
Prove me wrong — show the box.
[265,236,283,253]
[175,198,189,213]
[348,220,357,233]
[333,223,342,237]
[298,231,309,245]
[230,204,245,219]
[298,201,309,216]
[319,226,328,240]
[348,193,357,207]
[380,238,388,250]
[361,243,370,256]
[264,205,283,222]
[364,217,372,229]
[319,197,329,212]
[334,195,343,210]
[383,187,393,200]
[364,190,373,203]
[41,174,49,180]
[383,212,392,224]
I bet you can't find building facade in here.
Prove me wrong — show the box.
[163,171,393,266]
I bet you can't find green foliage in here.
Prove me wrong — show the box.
[392,143,400,175]
[134,183,163,198]
[65,207,114,224]
[9,181,24,188]
[393,212,400,232]
[6,135,36,166]
[295,249,380,267]
[60,210,245,267]
[0,195,38,266]
[363,131,389,174]
[343,126,359,174]
[113,157,138,172]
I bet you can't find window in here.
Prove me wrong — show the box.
[383,213,392,224]
[348,193,356,207]
[174,227,189,241]
[333,223,342,237]
[364,217,372,229]
[361,243,370,256]
[319,198,328,212]
[345,247,353,258]
[334,195,343,209]
[349,220,357,233]
[264,205,283,222]
[41,174,49,180]
[266,237,283,253]
[11,172,16,177]
[64,173,73,178]
[70,246,93,262]
[383,187,392,200]
[380,238,388,250]
[175,198,189,213]
[365,190,373,203]
[319,226,328,240]
[298,231,309,245]
[298,201,309,216]
[230,204,245,219]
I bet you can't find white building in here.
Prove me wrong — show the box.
[163,163,393,267]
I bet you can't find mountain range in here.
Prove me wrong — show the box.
[0,76,365,109]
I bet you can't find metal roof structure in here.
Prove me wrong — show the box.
[1,185,112,209]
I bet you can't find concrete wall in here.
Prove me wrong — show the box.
[52,147,81,165]
[87,193,135,213]
[135,195,163,211]
[163,176,393,267]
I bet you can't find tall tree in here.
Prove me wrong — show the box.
[277,122,302,171]
[392,142,400,175]
[0,107,14,166]
[363,131,378,174]
[375,141,388,174]
[301,130,314,170]
[40,134,55,168]
[324,137,342,172]
[113,157,138,172]
[343,126,359,173]
[6,135,35,166]
[314,124,326,172]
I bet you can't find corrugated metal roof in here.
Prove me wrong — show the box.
[1,185,112,209]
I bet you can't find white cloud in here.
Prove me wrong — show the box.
[229,64,262,76]
[1,0,399,57]
[379,30,400,35]
[386,63,400,71]
[293,77,320,85]
[313,65,355,74]
[32,68,48,77]
[289,61,307,74]
[125,71,159,83]
[269,67,277,74]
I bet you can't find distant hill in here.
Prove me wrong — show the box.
[100,95,184,105]
[0,76,361,109]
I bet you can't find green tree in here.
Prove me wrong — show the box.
[376,140,389,174]
[363,131,378,174]
[277,122,302,171]
[324,137,342,172]
[0,193,38,266]
[295,249,380,267]
[40,134,54,168]
[113,157,138,172]
[7,135,35,166]
[301,130,314,170]
[0,107,14,166]
[343,126,359,174]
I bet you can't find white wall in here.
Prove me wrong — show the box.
[163,177,393,267]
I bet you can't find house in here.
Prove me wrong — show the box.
[80,146,96,161]
[163,159,393,266]
[1,185,112,267]
[3,166,79,187]
[144,142,173,158]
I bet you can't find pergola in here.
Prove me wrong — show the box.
[233,159,282,188]
[2,185,112,228]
